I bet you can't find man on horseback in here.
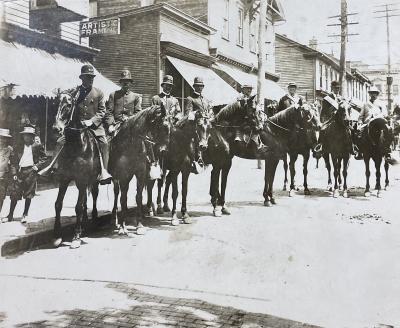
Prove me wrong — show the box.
[151,75,182,121]
[105,69,142,137]
[185,77,211,174]
[355,86,393,162]
[235,84,254,142]
[276,82,304,113]
[41,65,112,184]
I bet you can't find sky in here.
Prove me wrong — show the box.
[275,0,400,68]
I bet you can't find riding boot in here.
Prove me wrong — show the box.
[190,140,203,175]
[98,138,112,185]
[234,129,241,142]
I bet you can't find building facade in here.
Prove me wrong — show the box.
[275,34,370,109]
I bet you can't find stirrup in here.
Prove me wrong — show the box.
[98,169,112,185]
[314,144,323,153]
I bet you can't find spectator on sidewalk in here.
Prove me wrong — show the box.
[2,127,46,224]
[0,128,13,222]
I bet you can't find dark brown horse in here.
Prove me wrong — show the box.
[52,92,102,249]
[320,101,353,198]
[146,110,212,225]
[358,117,393,197]
[110,104,172,235]
[203,95,264,216]
[260,104,319,206]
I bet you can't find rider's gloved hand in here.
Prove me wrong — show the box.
[83,120,93,127]
[108,125,116,133]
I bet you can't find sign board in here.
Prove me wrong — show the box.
[80,18,120,37]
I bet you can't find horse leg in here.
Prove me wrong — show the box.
[303,152,311,195]
[210,165,222,216]
[112,179,120,227]
[364,157,371,197]
[181,169,192,223]
[342,155,350,198]
[324,153,332,191]
[71,184,87,249]
[170,172,180,226]
[53,179,70,248]
[384,159,389,190]
[163,172,172,212]
[146,179,155,217]
[288,153,298,197]
[82,191,89,234]
[118,179,130,235]
[91,183,99,222]
[283,155,288,191]
[268,159,279,205]
[220,159,232,215]
[374,157,383,198]
[157,177,164,214]
[332,157,340,198]
[135,174,146,235]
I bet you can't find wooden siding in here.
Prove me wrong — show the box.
[97,0,142,16]
[154,0,208,23]
[275,36,315,101]
[60,21,89,47]
[2,0,30,29]
[90,12,159,106]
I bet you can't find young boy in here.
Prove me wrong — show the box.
[4,126,46,223]
[0,128,13,222]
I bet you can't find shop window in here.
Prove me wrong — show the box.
[237,8,244,46]
[222,0,230,40]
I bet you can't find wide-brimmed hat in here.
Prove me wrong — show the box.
[287,82,297,88]
[20,126,36,135]
[120,69,133,82]
[368,85,380,94]
[242,84,253,89]
[331,81,340,88]
[193,77,204,86]
[79,64,96,79]
[161,75,174,86]
[0,128,12,138]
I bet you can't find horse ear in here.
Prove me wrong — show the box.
[248,95,256,104]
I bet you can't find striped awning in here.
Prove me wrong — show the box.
[0,39,118,98]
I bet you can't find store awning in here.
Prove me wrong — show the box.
[214,62,286,101]
[167,56,238,106]
[0,39,119,99]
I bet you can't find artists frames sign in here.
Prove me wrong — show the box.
[80,18,120,37]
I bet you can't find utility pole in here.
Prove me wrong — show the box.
[327,1,358,98]
[257,0,267,106]
[373,3,400,114]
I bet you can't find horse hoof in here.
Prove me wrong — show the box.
[171,215,180,226]
[304,189,311,196]
[264,200,272,207]
[118,226,128,236]
[343,191,349,198]
[53,237,62,248]
[289,189,295,197]
[270,198,277,205]
[333,190,339,198]
[377,191,382,198]
[364,191,371,197]
[157,206,164,215]
[295,186,300,191]
[182,213,192,224]
[70,238,81,249]
[163,205,171,213]
[213,207,222,217]
[221,206,231,215]
[282,185,287,191]
[148,209,154,217]
[327,185,333,192]
[136,223,146,235]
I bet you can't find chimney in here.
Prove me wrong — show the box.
[309,37,318,50]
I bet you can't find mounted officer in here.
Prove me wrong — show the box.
[40,65,112,184]
[237,84,254,101]
[355,85,393,162]
[185,77,212,173]
[276,82,304,113]
[151,75,182,122]
[105,69,142,137]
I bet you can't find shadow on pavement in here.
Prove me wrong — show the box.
[14,282,321,328]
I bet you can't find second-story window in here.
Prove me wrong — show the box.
[222,0,230,40]
[237,8,244,46]
[89,0,98,18]
[319,64,323,88]
[393,85,399,96]
[249,19,257,53]
[325,65,329,90]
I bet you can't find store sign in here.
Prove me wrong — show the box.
[80,18,120,37]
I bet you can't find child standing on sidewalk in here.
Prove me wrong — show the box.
[3,127,46,223]
[0,128,13,222]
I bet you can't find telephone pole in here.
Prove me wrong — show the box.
[327,0,358,97]
[256,0,267,106]
[373,3,400,114]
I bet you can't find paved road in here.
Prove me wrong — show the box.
[0,156,400,327]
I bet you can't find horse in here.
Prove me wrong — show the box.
[260,104,320,206]
[358,117,393,197]
[279,103,320,196]
[203,95,264,216]
[52,91,103,249]
[110,104,172,236]
[320,101,353,198]
[146,110,212,225]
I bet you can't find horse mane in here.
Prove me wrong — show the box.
[269,106,296,126]
[214,101,241,123]
[175,115,190,129]
[125,105,160,133]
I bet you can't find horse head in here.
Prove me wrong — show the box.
[335,100,351,126]
[150,103,172,153]
[368,117,392,149]
[240,95,263,132]
[194,110,213,151]
[300,103,321,130]
[54,92,75,134]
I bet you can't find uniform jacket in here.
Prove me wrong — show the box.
[72,85,107,137]
[10,142,47,175]
[105,89,142,125]
[320,92,342,123]
[0,145,13,179]
[276,94,304,113]
[151,92,181,118]
[185,93,212,115]
[358,100,388,124]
